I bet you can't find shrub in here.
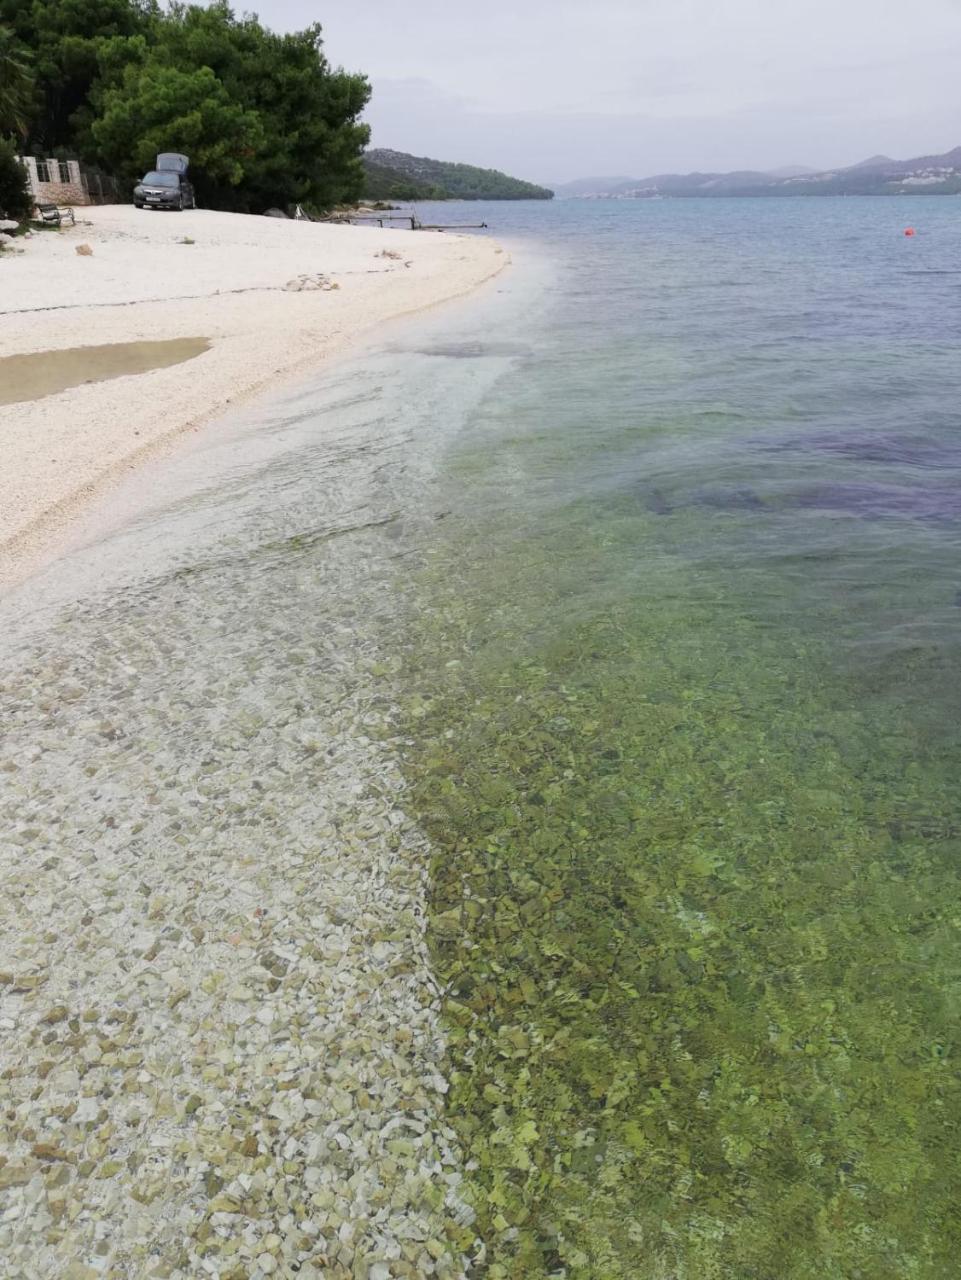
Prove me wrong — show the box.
[0,137,32,222]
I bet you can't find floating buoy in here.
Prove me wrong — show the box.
[904,227,916,237]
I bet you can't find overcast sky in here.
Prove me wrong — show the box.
[256,0,961,184]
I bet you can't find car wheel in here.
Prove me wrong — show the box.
[176,195,184,211]
[134,202,143,209]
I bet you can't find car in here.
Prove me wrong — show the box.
[134,153,196,211]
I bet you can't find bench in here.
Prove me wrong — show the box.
[35,202,76,227]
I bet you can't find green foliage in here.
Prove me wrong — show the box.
[91,59,262,194]
[0,0,154,148]
[92,3,371,210]
[0,136,32,221]
[0,26,36,139]
[363,149,554,202]
[4,0,370,212]
[362,159,448,203]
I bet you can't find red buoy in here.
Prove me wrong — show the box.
[904,227,916,237]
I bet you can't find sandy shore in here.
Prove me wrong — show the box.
[0,205,505,587]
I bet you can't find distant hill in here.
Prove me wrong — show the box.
[558,146,961,198]
[847,154,896,170]
[766,164,818,178]
[551,175,636,198]
[362,149,554,201]
[605,170,772,198]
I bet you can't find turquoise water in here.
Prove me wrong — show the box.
[390,197,961,1277]
[4,196,961,1277]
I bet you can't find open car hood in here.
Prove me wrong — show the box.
[156,153,189,175]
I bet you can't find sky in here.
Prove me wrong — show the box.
[255,0,961,184]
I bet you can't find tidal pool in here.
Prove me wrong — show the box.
[0,337,210,406]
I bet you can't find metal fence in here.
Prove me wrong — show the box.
[78,165,124,205]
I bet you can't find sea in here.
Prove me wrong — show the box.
[4,196,961,1278]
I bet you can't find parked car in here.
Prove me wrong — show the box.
[134,153,195,211]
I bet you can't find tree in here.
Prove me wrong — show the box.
[116,3,371,211]
[232,20,371,211]
[0,27,35,139]
[0,0,155,149]
[1,0,372,214]
[0,136,32,221]
[91,58,263,198]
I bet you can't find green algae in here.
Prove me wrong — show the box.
[391,484,961,1278]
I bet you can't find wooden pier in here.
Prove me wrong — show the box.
[324,212,488,232]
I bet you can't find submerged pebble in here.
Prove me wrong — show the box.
[0,528,474,1278]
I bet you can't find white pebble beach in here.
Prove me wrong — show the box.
[0,203,508,1278]
[0,204,506,586]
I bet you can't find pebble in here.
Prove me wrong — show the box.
[283,273,340,292]
[0,524,475,1278]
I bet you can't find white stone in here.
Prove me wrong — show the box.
[0,526,475,1279]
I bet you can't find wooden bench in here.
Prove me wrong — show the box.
[35,202,76,227]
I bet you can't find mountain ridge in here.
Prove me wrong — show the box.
[554,146,961,198]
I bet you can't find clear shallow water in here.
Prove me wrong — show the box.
[3,198,961,1278]
[390,198,961,1277]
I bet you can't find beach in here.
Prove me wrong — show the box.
[0,205,505,587]
[0,206,512,1279]
[0,207,516,1280]
[5,192,961,1277]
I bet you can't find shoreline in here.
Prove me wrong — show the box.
[0,205,507,591]
[0,262,538,1278]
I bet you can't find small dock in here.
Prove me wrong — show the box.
[324,212,488,232]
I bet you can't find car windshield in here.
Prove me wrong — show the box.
[142,172,179,187]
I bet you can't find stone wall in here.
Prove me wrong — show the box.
[33,180,89,206]
[18,157,92,207]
